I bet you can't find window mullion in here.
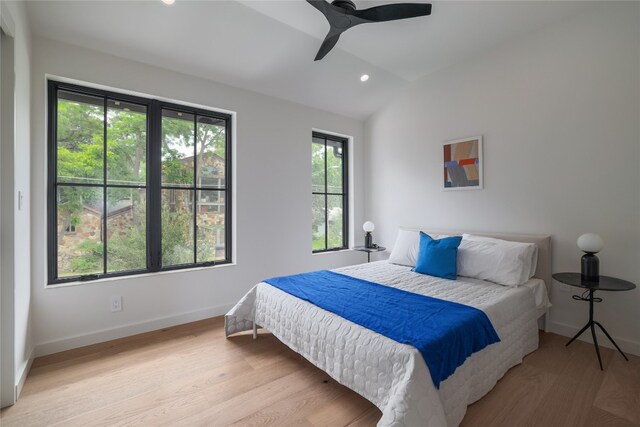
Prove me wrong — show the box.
[102,97,108,275]
[148,101,162,271]
[225,116,232,262]
[48,82,59,283]
[324,137,328,250]
[193,115,198,264]
[343,139,348,249]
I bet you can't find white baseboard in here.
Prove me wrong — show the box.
[548,320,640,357]
[15,348,34,399]
[34,304,234,357]
[32,307,639,361]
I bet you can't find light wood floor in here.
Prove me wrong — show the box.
[2,317,639,426]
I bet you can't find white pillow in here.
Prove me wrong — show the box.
[458,234,538,286]
[388,230,420,267]
[388,230,450,267]
[463,234,539,278]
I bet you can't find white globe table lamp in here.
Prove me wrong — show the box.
[577,233,604,282]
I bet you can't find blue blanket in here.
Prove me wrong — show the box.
[264,270,500,388]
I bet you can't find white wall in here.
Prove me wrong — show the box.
[0,0,32,402]
[31,37,366,356]
[365,3,640,353]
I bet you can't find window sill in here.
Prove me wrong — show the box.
[312,248,354,256]
[45,262,237,289]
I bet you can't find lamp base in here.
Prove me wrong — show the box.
[581,253,599,282]
[365,232,373,249]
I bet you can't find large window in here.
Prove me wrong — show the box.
[48,80,232,284]
[312,132,348,252]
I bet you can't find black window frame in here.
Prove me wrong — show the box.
[312,131,349,253]
[47,80,232,285]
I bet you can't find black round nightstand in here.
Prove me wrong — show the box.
[353,246,386,263]
[553,272,636,370]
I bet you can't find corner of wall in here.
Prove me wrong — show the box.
[15,347,33,399]
[549,320,640,357]
[2,0,34,399]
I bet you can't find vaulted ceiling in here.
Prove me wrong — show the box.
[26,1,590,119]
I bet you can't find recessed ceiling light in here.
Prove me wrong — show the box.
[360,74,370,82]
[161,0,175,5]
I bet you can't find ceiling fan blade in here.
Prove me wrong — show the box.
[314,32,341,61]
[354,3,432,23]
[306,0,332,18]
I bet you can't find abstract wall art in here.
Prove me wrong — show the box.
[443,136,483,191]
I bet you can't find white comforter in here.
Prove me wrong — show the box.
[225,261,540,426]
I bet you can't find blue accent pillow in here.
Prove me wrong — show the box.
[413,232,462,280]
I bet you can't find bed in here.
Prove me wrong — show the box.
[225,229,552,426]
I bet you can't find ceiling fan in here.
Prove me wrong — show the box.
[306,0,432,61]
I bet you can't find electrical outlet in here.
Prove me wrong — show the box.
[110,295,123,312]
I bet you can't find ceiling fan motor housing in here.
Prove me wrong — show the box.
[331,0,356,10]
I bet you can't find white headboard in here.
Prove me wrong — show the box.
[399,227,553,294]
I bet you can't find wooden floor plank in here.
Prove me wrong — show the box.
[345,406,382,427]
[2,319,640,427]
[584,407,640,427]
[521,330,573,375]
[461,363,557,426]
[228,378,346,426]
[184,369,329,425]
[50,359,252,427]
[533,339,613,427]
[595,353,640,424]
[5,338,276,426]
[305,384,377,427]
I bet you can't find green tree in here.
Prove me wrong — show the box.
[56,96,227,276]
[161,115,226,186]
[56,99,104,251]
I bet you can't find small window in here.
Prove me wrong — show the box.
[64,224,76,234]
[312,132,348,252]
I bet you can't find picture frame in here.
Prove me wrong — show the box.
[442,135,483,191]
